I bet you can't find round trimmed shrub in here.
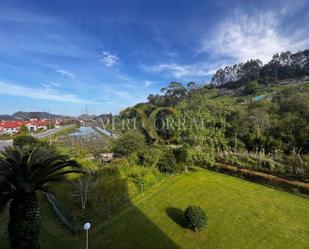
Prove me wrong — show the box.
[185,206,207,232]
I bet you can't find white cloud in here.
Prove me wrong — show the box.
[0,81,91,104]
[144,80,153,87]
[41,82,60,90]
[56,69,75,78]
[104,89,132,98]
[50,82,60,87]
[144,62,218,78]
[143,3,309,80]
[99,51,119,67]
[200,9,309,63]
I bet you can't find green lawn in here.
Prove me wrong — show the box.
[1,169,309,248]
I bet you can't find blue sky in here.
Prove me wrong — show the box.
[0,0,308,116]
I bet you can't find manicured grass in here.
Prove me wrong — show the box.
[1,169,309,248]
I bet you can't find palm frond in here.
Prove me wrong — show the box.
[0,146,82,195]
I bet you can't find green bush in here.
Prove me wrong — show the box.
[187,147,215,168]
[19,125,29,134]
[126,152,139,165]
[173,145,190,164]
[157,147,184,174]
[13,134,44,148]
[170,145,216,169]
[243,81,259,95]
[129,173,146,194]
[137,146,162,167]
[113,131,145,156]
[185,206,207,232]
[108,158,130,168]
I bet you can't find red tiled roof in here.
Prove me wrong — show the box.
[29,120,49,126]
[0,121,24,129]
[0,119,49,129]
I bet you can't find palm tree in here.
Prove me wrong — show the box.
[0,146,82,249]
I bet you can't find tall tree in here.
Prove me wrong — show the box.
[161,82,187,106]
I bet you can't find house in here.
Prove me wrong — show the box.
[28,119,49,130]
[0,121,23,135]
[26,123,38,132]
[0,119,53,135]
[55,118,63,128]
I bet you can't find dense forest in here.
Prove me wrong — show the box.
[210,50,309,88]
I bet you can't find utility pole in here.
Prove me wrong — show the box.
[48,110,52,144]
[85,104,89,116]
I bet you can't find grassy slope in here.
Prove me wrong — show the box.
[1,169,309,249]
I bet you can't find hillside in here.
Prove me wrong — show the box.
[0,112,70,120]
[211,49,309,88]
[1,169,308,249]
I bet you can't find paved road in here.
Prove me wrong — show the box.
[32,125,73,139]
[0,125,74,151]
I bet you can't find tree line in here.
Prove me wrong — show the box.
[211,50,309,88]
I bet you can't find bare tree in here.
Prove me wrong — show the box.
[69,169,99,210]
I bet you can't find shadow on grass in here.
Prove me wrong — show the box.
[37,165,182,249]
[166,207,186,227]
[86,168,182,249]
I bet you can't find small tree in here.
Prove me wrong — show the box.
[69,169,99,211]
[137,146,162,167]
[173,145,191,172]
[113,131,145,156]
[157,148,181,174]
[13,134,39,147]
[19,125,29,134]
[185,206,207,232]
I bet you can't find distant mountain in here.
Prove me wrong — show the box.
[0,114,13,120]
[0,112,71,121]
[94,113,113,120]
[77,114,96,120]
[211,49,309,88]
